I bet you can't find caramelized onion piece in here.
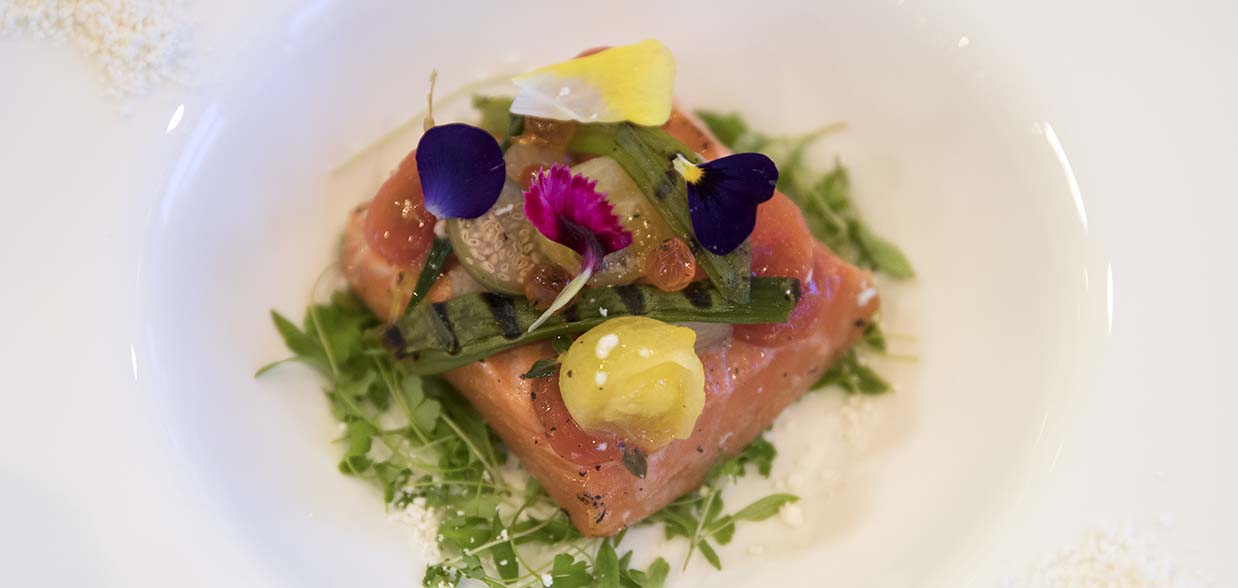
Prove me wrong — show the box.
[523,263,572,310]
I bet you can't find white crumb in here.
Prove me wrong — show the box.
[839,394,881,449]
[779,503,804,528]
[387,496,441,562]
[856,286,878,307]
[1004,523,1211,588]
[1,0,193,98]
[595,333,620,359]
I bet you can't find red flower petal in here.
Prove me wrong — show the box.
[523,164,633,271]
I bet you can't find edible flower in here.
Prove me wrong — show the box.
[523,164,633,331]
[415,123,507,219]
[510,39,675,126]
[672,152,779,255]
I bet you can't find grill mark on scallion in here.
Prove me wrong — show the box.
[682,282,714,309]
[384,277,799,374]
[383,325,407,358]
[427,302,461,354]
[568,123,752,304]
[654,169,678,200]
[615,284,647,315]
[480,292,521,339]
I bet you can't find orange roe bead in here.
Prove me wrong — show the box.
[642,238,696,292]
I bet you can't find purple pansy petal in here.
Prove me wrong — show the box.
[684,153,779,255]
[687,185,762,255]
[415,123,506,219]
[523,164,633,270]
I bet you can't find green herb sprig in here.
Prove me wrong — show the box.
[260,289,791,586]
[645,437,796,571]
[697,110,912,395]
[696,111,914,278]
[253,103,909,587]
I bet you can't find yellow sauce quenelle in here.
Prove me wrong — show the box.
[559,317,705,451]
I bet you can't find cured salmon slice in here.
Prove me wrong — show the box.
[339,109,879,536]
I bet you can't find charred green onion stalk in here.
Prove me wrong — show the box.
[383,277,800,374]
[569,123,753,304]
[403,237,452,316]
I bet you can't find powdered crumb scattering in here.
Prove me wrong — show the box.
[839,394,880,449]
[1,0,192,97]
[1004,524,1212,588]
[388,495,442,563]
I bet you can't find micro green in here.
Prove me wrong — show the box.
[261,287,799,586]
[253,101,908,588]
[696,109,915,278]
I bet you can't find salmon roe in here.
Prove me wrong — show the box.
[642,237,696,292]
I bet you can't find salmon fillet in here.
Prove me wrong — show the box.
[340,109,879,535]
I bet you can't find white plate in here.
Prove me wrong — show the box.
[1,1,1234,586]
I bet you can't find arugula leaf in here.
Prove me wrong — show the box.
[399,375,443,435]
[735,435,776,477]
[438,516,494,553]
[852,220,915,278]
[696,540,722,571]
[815,350,891,394]
[489,515,519,581]
[422,564,458,588]
[711,519,735,545]
[595,539,621,588]
[339,419,376,475]
[550,553,593,588]
[695,111,751,149]
[731,494,799,522]
[270,310,321,358]
[646,434,797,571]
[520,358,561,379]
[695,110,914,279]
[257,310,328,376]
[552,334,574,354]
[862,322,887,352]
[644,558,670,588]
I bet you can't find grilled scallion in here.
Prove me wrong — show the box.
[569,123,753,304]
[383,277,800,374]
[404,237,452,316]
